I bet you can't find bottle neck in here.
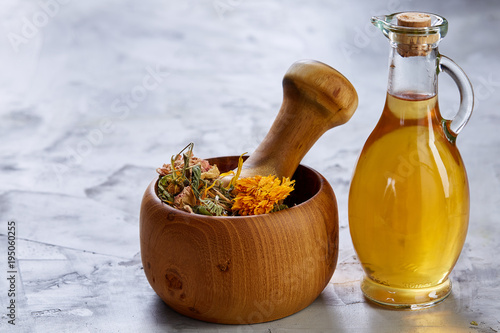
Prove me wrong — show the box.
[387,45,439,99]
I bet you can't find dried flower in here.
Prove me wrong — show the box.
[157,143,295,217]
[201,165,220,180]
[231,175,295,216]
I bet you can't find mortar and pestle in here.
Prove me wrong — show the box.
[140,60,358,324]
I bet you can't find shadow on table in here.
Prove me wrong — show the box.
[148,297,236,331]
[147,289,352,332]
[146,284,478,332]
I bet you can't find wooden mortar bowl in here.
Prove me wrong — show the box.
[140,156,339,324]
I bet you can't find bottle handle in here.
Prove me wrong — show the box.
[438,55,474,138]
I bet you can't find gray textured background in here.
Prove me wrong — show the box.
[0,0,499,332]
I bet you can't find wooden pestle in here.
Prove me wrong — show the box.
[235,60,358,181]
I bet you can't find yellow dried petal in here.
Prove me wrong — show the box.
[231,175,295,216]
[228,152,247,189]
[201,165,220,180]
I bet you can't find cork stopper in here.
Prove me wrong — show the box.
[395,12,439,57]
[397,12,431,27]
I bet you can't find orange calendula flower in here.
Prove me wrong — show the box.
[231,175,295,216]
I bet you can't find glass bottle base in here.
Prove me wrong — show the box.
[361,276,452,310]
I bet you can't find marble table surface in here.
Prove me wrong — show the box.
[1,0,499,332]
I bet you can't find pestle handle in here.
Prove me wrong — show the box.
[238,60,358,180]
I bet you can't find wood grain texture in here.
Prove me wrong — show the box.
[238,59,358,181]
[394,12,438,57]
[140,156,339,324]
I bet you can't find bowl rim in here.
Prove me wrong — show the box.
[149,155,329,221]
